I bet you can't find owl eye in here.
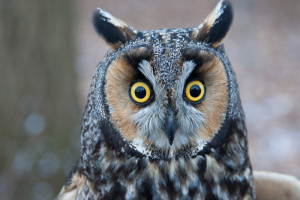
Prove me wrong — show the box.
[185,80,206,103]
[129,81,152,105]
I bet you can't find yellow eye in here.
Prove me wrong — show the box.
[130,81,152,104]
[185,80,206,103]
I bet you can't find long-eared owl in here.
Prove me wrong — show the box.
[57,0,300,199]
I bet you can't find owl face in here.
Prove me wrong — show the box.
[92,0,234,159]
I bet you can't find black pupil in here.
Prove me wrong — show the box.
[190,84,201,98]
[135,86,146,99]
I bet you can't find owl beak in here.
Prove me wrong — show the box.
[164,103,177,145]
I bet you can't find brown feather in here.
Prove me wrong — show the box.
[195,52,228,141]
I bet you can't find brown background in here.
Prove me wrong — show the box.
[1,0,299,199]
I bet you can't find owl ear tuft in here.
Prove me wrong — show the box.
[194,0,233,48]
[93,8,138,50]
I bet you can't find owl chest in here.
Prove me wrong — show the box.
[81,157,254,200]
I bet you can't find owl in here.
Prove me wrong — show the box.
[57,0,300,199]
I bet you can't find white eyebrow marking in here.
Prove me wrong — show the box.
[177,61,196,92]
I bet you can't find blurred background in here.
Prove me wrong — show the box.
[1,0,299,199]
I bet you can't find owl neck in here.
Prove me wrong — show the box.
[80,105,255,199]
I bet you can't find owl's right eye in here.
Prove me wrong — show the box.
[129,81,152,105]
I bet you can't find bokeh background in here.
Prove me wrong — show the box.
[1,0,300,199]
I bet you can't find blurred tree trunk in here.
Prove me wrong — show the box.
[0,1,80,200]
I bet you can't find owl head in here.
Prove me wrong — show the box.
[82,0,243,162]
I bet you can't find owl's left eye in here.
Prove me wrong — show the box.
[129,81,152,105]
[185,80,206,104]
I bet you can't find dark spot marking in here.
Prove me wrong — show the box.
[204,179,218,200]
[181,48,204,67]
[103,181,126,200]
[136,178,154,200]
[135,86,146,99]
[165,175,176,199]
[190,84,201,97]
[197,158,207,181]
[188,186,198,199]
[220,178,239,197]
[239,179,250,198]
[123,44,153,68]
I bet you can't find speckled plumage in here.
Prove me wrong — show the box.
[57,1,258,199]
[78,41,254,200]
